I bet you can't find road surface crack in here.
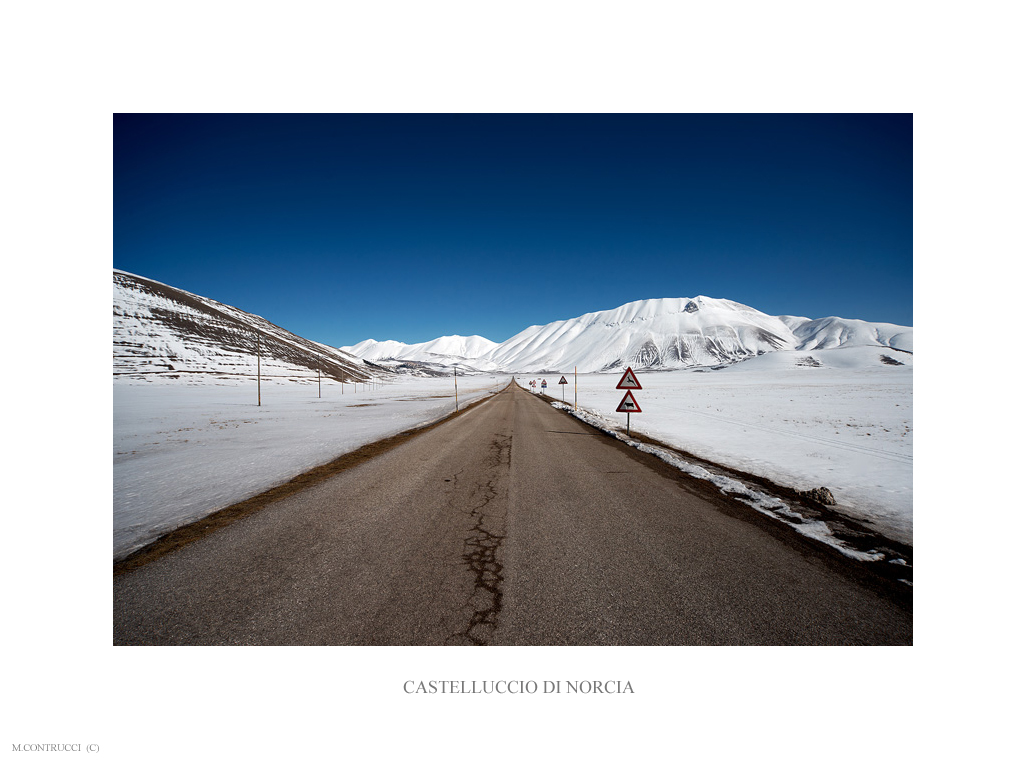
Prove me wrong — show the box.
[448,433,510,645]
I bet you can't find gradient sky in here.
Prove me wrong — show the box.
[114,113,912,347]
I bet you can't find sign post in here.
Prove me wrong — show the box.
[559,375,568,402]
[615,367,643,436]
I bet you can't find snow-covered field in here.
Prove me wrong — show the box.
[527,345,913,545]
[113,375,502,560]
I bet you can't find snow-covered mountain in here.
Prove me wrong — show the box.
[480,297,797,373]
[345,297,913,374]
[343,335,498,364]
[113,270,385,384]
[338,335,499,376]
[782,315,913,352]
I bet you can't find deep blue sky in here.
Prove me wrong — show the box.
[114,114,912,346]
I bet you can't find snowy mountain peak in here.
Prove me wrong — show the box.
[787,316,912,352]
[417,334,499,358]
[340,334,498,363]
[338,334,501,375]
[474,296,800,373]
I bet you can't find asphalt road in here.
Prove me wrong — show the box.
[114,381,912,645]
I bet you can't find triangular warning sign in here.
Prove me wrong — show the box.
[616,367,642,390]
[616,390,642,413]
[558,376,568,384]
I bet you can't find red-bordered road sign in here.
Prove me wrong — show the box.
[558,376,568,385]
[616,367,642,390]
[616,390,642,413]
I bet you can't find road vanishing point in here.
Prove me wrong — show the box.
[114,381,912,645]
